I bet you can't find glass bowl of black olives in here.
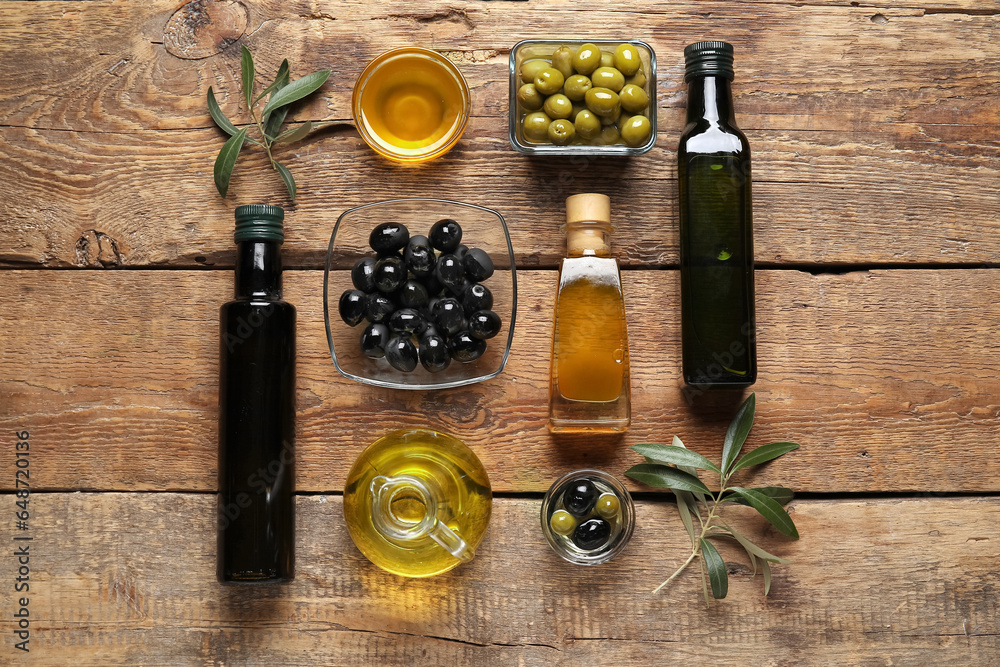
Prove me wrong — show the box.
[509,39,656,156]
[324,198,517,389]
[541,469,635,565]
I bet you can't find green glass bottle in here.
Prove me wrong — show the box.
[218,204,296,583]
[678,41,756,387]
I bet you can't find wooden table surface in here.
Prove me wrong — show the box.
[1,0,998,664]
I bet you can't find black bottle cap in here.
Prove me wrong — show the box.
[234,204,284,243]
[684,41,735,82]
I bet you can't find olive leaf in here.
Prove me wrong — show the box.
[729,487,799,539]
[240,45,255,110]
[625,463,711,495]
[721,393,755,474]
[206,48,332,200]
[632,443,721,473]
[274,161,296,201]
[730,442,800,474]
[700,538,728,599]
[213,127,247,197]
[628,393,800,604]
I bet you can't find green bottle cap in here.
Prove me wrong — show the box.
[234,204,284,243]
[684,41,735,82]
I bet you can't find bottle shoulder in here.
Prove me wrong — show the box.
[679,120,749,157]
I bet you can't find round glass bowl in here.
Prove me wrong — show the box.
[541,469,635,565]
[509,39,656,156]
[352,47,471,162]
[324,198,517,390]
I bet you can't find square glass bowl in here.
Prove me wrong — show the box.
[509,39,656,156]
[324,199,517,390]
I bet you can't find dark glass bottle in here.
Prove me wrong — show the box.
[678,41,756,387]
[218,204,296,583]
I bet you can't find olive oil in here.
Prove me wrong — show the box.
[549,194,631,433]
[354,48,469,161]
[218,204,296,584]
[342,429,492,578]
[678,41,756,386]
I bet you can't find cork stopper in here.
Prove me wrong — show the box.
[564,194,613,256]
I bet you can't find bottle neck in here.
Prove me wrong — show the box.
[565,221,614,258]
[686,76,736,126]
[234,240,283,300]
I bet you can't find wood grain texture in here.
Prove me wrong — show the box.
[0,492,996,665]
[2,268,998,494]
[0,2,998,267]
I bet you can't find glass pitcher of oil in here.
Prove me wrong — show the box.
[342,428,492,577]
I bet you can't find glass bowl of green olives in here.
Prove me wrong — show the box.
[509,39,656,156]
[324,198,517,390]
[541,469,636,565]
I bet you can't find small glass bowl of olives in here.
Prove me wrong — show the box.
[509,39,656,156]
[324,198,517,390]
[541,469,635,565]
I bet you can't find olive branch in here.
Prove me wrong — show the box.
[207,45,333,200]
[625,393,800,604]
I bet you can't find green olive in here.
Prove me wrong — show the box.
[600,51,615,68]
[563,74,593,102]
[591,67,625,92]
[625,68,647,88]
[547,119,576,145]
[543,93,573,120]
[621,114,652,146]
[522,111,552,142]
[596,493,621,519]
[574,109,602,140]
[520,59,550,84]
[572,43,602,75]
[619,83,649,113]
[614,44,641,76]
[552,46,575,79]
[599,124,620,145]
[516,83,544,111]
[534,67,565,95]
[585,87,621,118]
[549,509,577,535]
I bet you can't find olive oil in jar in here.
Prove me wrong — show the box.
[353,48,470,161]
[549,194,631,433]
[342,429,492,578]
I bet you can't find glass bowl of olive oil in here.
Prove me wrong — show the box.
[352,47,471,163]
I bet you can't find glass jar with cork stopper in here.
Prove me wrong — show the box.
[548,193,631,433]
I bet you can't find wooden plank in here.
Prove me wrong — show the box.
[2,268,998,493]
[0,492,995,664]
[1,123,997,268]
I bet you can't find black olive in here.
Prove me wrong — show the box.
[429,218,463,252]
[384,336,418,372]
[398,279,430,309]
[453,244,469,262]
[419,334,451,373]
[369,222,409,255]
[434,298,465,337]
[434,253,465,292]
[563,478,598,517]
[388,308,426,336]
[404,235,436,278]
[462,283,493,316]
[463,247,495,282]
[373,255,406,293]
[448,277,471,299]
[351,257,377,293]
[448,331,487,363]
[339,289,367,327]
[572,518,611,550]
[423,272,444,298]
[360,323,390,359]
[469,310,501,340]
[365,292,395,323]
